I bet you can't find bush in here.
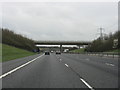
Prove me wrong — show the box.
[86,31,119,52]
[2,28,38,52]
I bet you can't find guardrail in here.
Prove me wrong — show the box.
[86,52,119,58]
[63,52,119,58]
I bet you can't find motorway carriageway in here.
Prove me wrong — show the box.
[1,53,119,89]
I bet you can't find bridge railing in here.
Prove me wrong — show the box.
[35,40,92,45]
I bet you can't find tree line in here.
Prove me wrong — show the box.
[2,28,39,52]
[85,31,120,52]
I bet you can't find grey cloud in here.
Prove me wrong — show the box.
[2,2,118,41]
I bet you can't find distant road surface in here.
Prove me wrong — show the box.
[1,53,118,89]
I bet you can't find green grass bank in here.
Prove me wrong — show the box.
[70,48,85,53]
[105,49,120,53]
[2,44,36,62]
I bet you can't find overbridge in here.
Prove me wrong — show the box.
[35,40,92,52]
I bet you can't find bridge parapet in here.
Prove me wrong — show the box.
[35,40,92,45]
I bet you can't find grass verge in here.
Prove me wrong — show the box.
[105,49,120,53]
[70,48,85,53]
[2,44,36,62]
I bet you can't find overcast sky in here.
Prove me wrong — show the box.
[1,2,118,41]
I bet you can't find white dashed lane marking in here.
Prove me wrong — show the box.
[57,56,94,90]
[105,63,115,67]
[65,64,69,67]
[60,59,62,61]
[86,58,90,61]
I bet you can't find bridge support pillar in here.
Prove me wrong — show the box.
[60,45,62,53]
[77,45,81,49]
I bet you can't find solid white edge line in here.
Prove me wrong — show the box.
[65,64,69,67]
[0,54,44,79]
[80,78,94,90]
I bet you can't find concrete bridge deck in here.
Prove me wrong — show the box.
[35,40,92,45]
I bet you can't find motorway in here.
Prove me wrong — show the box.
[1,53,119,89]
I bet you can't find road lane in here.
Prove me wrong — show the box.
[59,53,118,88]
[1,54,44,79]
[2,53,118,88]
[2,54,87,88]
[62,54,118,66]
[2,54,41,75]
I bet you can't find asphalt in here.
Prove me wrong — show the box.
[1,53,119,88]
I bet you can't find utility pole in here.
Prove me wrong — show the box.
[99,27,104,40]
